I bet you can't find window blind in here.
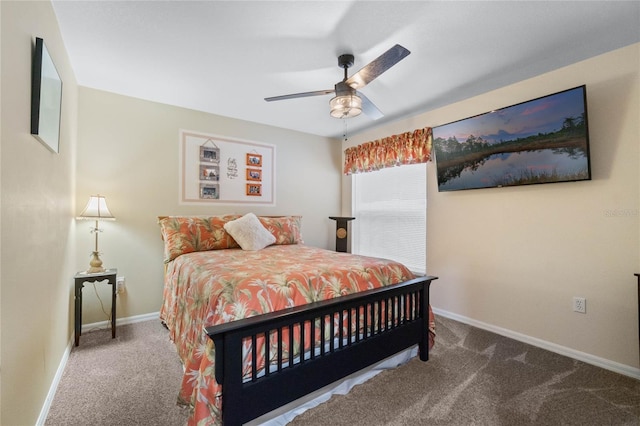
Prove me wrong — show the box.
[352,163,426,275]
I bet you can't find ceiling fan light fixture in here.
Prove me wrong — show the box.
[329,93,362,118]
[266,45,410,122]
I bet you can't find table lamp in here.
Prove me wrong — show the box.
[77,195,115,273]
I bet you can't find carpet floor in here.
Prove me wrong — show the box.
[45,320,190,426]
[46,316,640,425]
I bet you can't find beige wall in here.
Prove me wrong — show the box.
[343,43,640,371]
[75,88,342,324]
[1,1,78,425]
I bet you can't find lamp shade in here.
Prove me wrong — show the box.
[77,195,115,221]
[330,93,362,118]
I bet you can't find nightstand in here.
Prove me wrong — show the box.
[74,269,117,346]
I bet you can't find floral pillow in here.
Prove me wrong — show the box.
[258,216,303,245]
[158,215,240,262]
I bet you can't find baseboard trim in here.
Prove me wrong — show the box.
[37,312,161,425]
[432,307,640,380]
[81,311,160,333]
[36,336,74,426]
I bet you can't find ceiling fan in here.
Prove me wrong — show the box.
[265,44,410,120]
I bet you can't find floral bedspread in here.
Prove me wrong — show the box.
[160,244,433,425]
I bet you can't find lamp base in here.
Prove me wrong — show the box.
[86,251,106,274]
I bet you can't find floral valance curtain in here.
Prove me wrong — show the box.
[343,127,432,175]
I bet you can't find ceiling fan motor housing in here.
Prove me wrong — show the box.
[335,81,356,96]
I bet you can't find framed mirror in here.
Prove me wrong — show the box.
[31,37,62,153]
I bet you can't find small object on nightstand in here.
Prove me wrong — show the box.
[74,268,117,346]
[329,217,355,253]
[76,195,116,273]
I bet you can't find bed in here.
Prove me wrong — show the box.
[158,214,437,425]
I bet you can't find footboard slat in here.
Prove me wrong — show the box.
[206,275,437,426]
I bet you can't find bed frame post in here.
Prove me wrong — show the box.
[419,278,431,361]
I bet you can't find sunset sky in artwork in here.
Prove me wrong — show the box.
[434,87,586,144]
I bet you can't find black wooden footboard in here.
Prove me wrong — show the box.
[205,275,437,426]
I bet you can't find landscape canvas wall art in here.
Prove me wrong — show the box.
[433,86,591,192]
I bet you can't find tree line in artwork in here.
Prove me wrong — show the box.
[434,113,588,169]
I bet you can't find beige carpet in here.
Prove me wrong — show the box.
[46,316,640,425]
[45,320,190,425]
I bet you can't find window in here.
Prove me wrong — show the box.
[351,163,426,275]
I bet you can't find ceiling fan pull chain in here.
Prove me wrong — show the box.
[343,118,348,142]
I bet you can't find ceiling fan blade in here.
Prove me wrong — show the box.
[358,92,383,120]
[345,44,410,89]
[265,89,334,102]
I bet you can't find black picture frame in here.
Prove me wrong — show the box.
[31,37,62,153]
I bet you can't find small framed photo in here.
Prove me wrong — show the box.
[246,183,262,196]
[246,153,262,167]
[200,146,220,163]
[200,165,220,181]
[200,183,220,199]
[246,168,262,181]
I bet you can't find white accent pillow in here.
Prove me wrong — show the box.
[223,213,276,251]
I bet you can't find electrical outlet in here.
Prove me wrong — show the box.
[117,276,126,294]
[573,297,586,313]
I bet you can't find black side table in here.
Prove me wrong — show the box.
[74,269,117,346]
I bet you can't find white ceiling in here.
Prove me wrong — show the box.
[51,1,640,139]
